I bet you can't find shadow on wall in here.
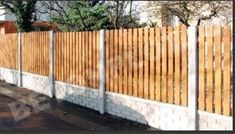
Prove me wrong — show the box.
[0,68,19,86]
[59,91,154,130]
[56,83,157,129]
[0,71,158,129]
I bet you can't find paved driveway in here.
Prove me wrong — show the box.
[0,81,156,131]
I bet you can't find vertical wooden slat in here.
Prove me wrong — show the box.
[59,33,65,81]
[28,33,30,73]
[56,33,59,81]
[80,32,84,86]
[181,26,188,106]
[24,33,27,73]
[85,32,88,86]
[214,25,222,114]
[106,30,110,91]
[114,29,119,93]
[174,26,180,105]
[198,26,206,111]
[73,32,76,84]
[138,28,144,98]
[71,32,74,83]
[41,32,44,75]
[206,26,213,113]
[67,32,71,83]
[144,28,149,99]
[92,31,95,88]
[128,28,133,96]
[91,31,94,87]
[149,28,155,100]
[38,32,41,75]
[56,33,59,80]
[223,25,231,116]
[118,29,123,94]
[96,31,100,89]
[43,32,46,75]
[78,32,82,85]
[75,32,78,85]
[155,28,161,101]
[133,29,138,97]
[88,31,92,87]
[167,27,174,103]
[29,33,32,73]
[40,32,43,75]
[161,27,167,102]
[123,29,128,95]
[109,30,114,92]
[44,32,47,75]
[54,33,57,80]
[65,32,68,82]
[63,32,66,82]
[93,31,97,88]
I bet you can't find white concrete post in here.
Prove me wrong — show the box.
[18,32,22,87]
[99,29,106,114]
[187,26,198,130]
[49,31,55,98]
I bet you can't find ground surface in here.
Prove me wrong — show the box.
[0,80,156,131]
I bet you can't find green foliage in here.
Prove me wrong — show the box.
[50,1,112,31]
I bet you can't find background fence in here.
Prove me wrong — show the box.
[0,33,18,69]
[0,25,233,116]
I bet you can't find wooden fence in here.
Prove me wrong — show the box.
[22,32,49,76]
[106,26,188,106]
[0,33,18,69]
[198,25,232,116]
[54,31,100,89]
[0,25,232,116]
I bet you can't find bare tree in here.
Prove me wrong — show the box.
[144,1,232,27]
[105,0,140,28]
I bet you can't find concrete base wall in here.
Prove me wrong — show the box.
[0,67,19,84]
[0,67,52,97]
[0,67,232,130]
[55,81,100,111]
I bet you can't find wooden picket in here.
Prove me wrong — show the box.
[105,26,189,106]
[198,25,232,116]
[22,32,49,76]
[54,31,99,89]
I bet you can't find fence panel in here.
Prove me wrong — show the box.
[54,31,99,89]
[0,25,232,116]
[198,25,233,116]
[106,26,188,105]
[0,33,18,70]
[22,32,49,76]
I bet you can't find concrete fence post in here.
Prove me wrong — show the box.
[99,29,106,114]
[187,26,198,130]
[18,32,22,87]
[49,31,55,98]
